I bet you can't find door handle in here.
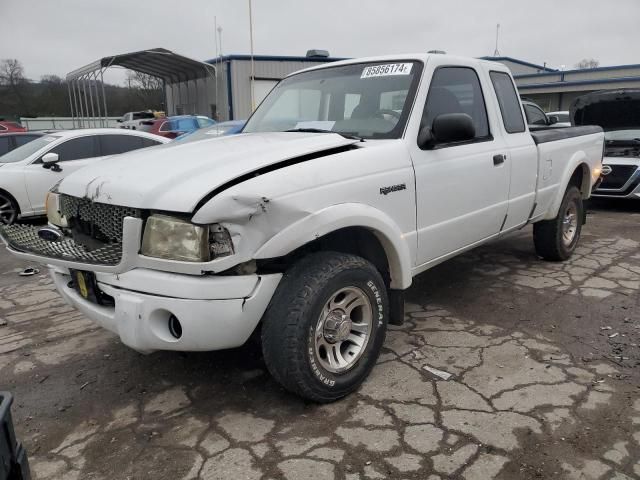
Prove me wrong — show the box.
[493,154,505,166]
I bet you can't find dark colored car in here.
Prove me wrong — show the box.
[1,392,30,480]
[0,121,27,134]
[175,120,246,143]
[141,115,216,139]
[0,132,45,157]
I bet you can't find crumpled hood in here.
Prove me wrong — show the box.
[571,89,640,131]
[58,132,359,212]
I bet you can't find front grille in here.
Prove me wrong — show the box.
[599,165,638,190]
[60,195,139,243]
[0,195,140,266]
[0,224,123,265]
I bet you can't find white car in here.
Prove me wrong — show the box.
[572,89,640,199]
[117,111,156,130]
[547,111,572,127]
[0,129,168,224]
[1,54,603,402]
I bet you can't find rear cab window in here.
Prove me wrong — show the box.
[524,104,548,126]
[489,71,526,133]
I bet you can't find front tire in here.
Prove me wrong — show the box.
[261,252,388,403]
[0,191,19,225]
[533,186,583,261]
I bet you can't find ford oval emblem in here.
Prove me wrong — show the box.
[37,227,63,242]
[601,165,613,176]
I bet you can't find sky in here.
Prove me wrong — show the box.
[1,0,639,84]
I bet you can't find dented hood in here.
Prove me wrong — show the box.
[58,132,359,212]
[571,89,640,131]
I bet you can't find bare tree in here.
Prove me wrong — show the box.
[0,59,29,113]
[126,70,164,110]
[574,58,600,69]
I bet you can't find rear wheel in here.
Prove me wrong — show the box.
[261,251,388,403]
[0,192,18,225]
[533,186,583,261]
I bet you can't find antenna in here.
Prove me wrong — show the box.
[493,23,501,56]
[248,0,255,112]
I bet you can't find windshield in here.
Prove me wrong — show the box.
[605,130,640,142]
[0,135,59,163]
[243,61,423,139]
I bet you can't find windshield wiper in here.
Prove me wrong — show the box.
[285,128,364,142]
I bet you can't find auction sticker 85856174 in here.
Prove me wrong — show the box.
[361,63,413,78]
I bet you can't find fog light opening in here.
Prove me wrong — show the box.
[168,315,183,339]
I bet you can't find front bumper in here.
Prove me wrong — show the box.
[50,266,282,353]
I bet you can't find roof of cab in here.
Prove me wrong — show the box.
[288,53,511,77]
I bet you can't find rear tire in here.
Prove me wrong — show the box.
[533,186,583,261]
[261,251,388,403]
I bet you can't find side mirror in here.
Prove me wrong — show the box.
[42,152,61,171]
[417,126,434,149]
[548,115,558,125]
[419,113,476,149]
[116,119,123,123]
[42,152,59,165]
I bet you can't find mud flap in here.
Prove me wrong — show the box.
[388,289,405,326]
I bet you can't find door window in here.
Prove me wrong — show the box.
[489,71,526,133]
[421,67,490,140]
[0,136,10,155]
[141,137,163,148]
[47,136,99,162]
[100,135,146,155]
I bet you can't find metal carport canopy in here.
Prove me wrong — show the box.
[65,48,216,128]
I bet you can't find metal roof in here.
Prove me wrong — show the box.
[66,48,215,83]
[205,54,348,64]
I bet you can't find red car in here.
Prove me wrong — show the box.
[0,121,26,134]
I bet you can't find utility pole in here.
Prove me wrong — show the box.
[493,23,501,56]
[249,0,255,111]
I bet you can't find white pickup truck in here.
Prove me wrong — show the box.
[0,54,604,402]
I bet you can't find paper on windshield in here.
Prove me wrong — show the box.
[361,63,413,79]
[294,121,336,130]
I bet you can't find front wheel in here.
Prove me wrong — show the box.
[0,191,19,225]
[533,186,583,261]
[261,252,388,403]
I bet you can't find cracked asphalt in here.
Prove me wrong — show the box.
[1,199,639,480]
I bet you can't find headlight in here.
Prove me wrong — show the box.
[141,215,234,262]
[46,191,67,227]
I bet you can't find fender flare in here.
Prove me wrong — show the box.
[253,203,413,290]
[542,151,591,221]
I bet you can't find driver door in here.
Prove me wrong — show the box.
[24,136,102,214]
[409,65,510,265]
